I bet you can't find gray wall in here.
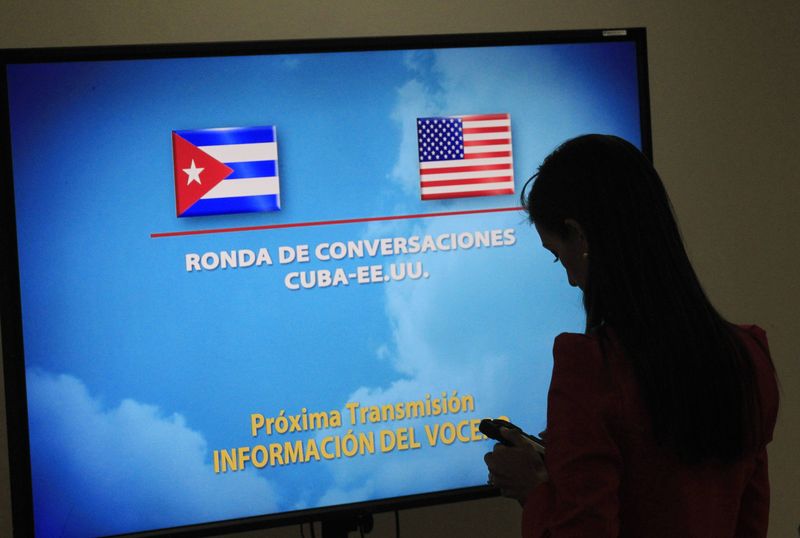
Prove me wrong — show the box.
[1,1,798,536]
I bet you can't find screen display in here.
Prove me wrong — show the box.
[2,31,648,537]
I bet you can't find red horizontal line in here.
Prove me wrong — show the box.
[421,189,515,201]
[459,113,509,121]
[464,139,508,146]
[463,126,510,134]
[150,206,523,238]
[464,151,511,159]
[421,176,513,188]
[420,163,512,175]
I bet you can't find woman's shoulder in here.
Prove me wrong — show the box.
[735,323,769,349]
[553,327,608,344]
[553,328,616,363]
[548,330,623,419]
[731,324,774,374]
[553,331,596,355]
[551,330,618,380]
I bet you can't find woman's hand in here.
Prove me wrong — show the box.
[483,427,548,505]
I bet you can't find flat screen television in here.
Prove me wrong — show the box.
[1,28,651,537]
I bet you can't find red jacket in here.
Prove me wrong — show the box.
[522,325,778,537]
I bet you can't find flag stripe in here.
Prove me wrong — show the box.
[180,194,281,217]
[464,151,511,159]
[462,126,510,134]
[175,126,276,146]
[421,176,514,188]
[423,182,513,194]
[458,113,509,121]
[418,169,512,181]
[461,119,511,129]
[421,157,511,169]
[421,187,515,200]
[422,189,515,200]
[464,132,510,141]
[464,144,512,154]
[199,142,278,163]
[420,163,512,175]
[225,160,278,179]
[202,177,279,199]
[463,139,508,147]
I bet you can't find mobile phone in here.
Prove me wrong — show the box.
[479,418,545,452]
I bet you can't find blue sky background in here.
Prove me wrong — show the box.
[7,40,642,536]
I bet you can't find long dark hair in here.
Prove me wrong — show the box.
[523,134,763,463]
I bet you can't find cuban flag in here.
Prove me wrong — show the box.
[172,126,280,217]
[417,113,514,200]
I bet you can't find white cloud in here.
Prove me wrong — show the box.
[281,57,301,70]
[26,369,279,538]
[389,78,440,195]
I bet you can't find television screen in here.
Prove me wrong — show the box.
[1,28,651,537]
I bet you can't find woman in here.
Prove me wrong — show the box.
[484,135,779,537]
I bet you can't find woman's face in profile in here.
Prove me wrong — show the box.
[535,220,589,291]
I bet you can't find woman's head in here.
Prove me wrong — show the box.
[523,135,766,464]
[522,134,689,330]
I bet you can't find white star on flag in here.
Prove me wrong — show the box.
[183,160,204,185]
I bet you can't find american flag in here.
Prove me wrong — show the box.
[416,113,514,200]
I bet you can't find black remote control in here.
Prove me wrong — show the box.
[479,418,545,450]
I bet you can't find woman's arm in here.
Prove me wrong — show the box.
[523,333,623,537]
